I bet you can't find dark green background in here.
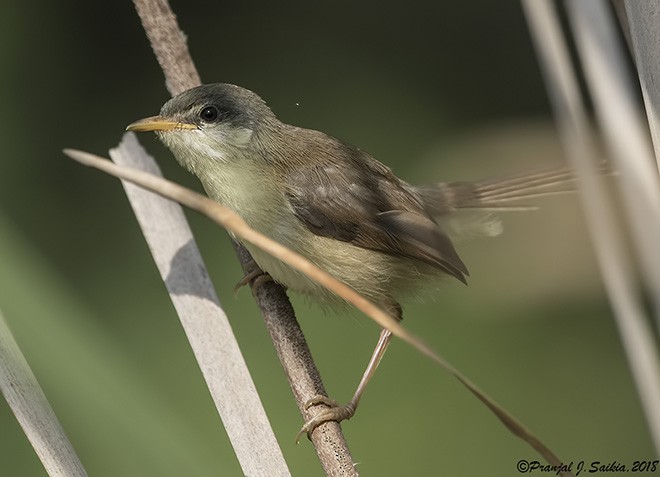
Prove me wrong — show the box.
[0,1,652,476]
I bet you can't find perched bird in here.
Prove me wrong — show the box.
[127,83,580,435]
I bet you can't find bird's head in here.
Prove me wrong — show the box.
[127,83,279,170]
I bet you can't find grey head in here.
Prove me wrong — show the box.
[126,83,281,170]
[160,83,276,130]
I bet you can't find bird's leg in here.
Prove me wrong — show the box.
[297,302,402,442]
[233,258,274,295]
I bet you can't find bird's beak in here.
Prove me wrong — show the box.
[126,116,197,132]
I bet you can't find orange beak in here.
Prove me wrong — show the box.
[126,116,197,132]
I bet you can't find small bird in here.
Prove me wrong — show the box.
[127,83,579,436]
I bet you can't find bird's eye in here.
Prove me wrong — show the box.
[200,106,219,122]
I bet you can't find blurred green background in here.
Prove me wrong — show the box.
[0,1,654,476]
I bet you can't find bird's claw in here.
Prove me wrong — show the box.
[233,267,273,296]
[295,395,356,443]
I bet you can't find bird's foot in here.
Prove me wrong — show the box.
[295,395,356,443]
[233,262,273,295]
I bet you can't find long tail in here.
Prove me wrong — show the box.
[416,163,610,215]
[414,163,611,239]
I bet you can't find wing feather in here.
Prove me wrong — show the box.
[284,153,468,284]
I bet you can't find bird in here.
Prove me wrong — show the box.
[126,82,583,437]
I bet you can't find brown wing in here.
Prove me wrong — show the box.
[284,152,468,284]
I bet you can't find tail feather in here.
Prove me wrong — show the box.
[418,163,612,212]
[470,168,579,204]
[414,163,611,240]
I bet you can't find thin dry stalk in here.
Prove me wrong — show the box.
[565,0,660,451]
[132,0,200,95]
[522,0,660,453]
[566,0,660,317]
[109,134,291,476]
[130,0,357,473]
[625,2,660,176]
[0,310,88,477]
